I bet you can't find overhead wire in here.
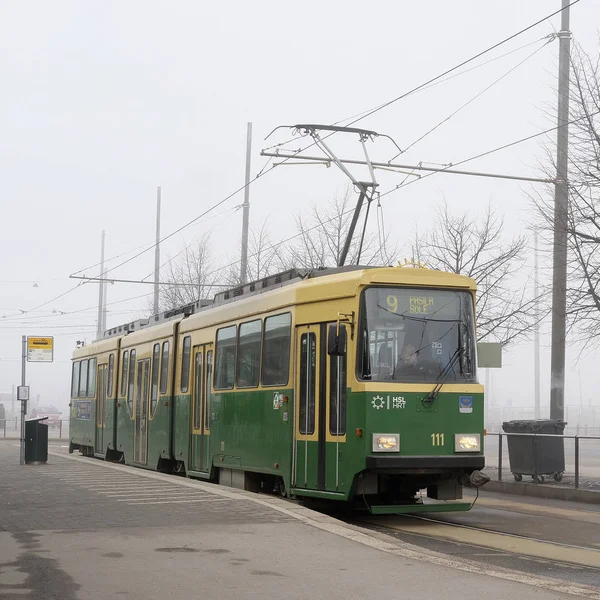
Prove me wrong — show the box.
[202,109,598,277]
[69,1,578,286]
[398,38,553,158]
[23,2,577,318]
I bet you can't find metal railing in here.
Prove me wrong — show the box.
[486,431,600,490]
[1,418,70,440]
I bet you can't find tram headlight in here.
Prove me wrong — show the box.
[454,434,481,452]
[372,433,400,452]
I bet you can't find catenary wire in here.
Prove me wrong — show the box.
[27,2,577,317]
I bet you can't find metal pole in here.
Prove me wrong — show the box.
[574,436,579,489]
[96,230,106,340]
[240,123,252,285]
[20,335,26,465]
[550,0,571,421]
[534,229,541,419]
[498,434,503,482]
[154,187,161,314]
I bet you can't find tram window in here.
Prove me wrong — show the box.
[193,352,202,430]
[236,320,261,388]
[261,313,291,386]
[79,360,88,398]
[181,336,191,393]
[127,349,136,416]
[329,326,347,436]
[71,361,80,399]
[87,358,97,398]
[107,354,114,397]
[205,350,213,430]
[150,343,159,416]
[120,350,129,397]
[215,325,236,390]
[299,333,316,435]
[159,341,169,394]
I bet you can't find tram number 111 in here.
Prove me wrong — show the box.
[431,433,445,446]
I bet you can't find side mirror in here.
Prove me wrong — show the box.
[327,323,347,356]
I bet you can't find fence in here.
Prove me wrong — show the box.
[485,431,600,490]
[1,418,70,440]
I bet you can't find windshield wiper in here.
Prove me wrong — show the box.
[422,346,465,407]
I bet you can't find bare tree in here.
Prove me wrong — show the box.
[534,41,600,349]
[286,184,398,268]
[155,234,222,312]
[412,203,543,345]
[224,218,285,286]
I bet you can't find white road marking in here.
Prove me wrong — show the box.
[123,498,229,505]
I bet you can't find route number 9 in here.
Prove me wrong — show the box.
[386,295,398,313]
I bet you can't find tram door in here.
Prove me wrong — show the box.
[294,323,347,492]
[134,360,150,465]
[294,325,322,490]
[190,345,213,474]
[95,364,107,454]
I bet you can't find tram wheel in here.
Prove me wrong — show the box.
[513,474,523,482]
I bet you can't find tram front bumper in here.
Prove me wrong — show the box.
[365,454,484,474]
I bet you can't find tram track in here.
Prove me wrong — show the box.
[349,501,600,590]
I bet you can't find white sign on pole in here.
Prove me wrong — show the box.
[17,386,29,401]
[27,337,54,363]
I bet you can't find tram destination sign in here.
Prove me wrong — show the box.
[27,336,54,363]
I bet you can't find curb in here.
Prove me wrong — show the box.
[484,479,600,504]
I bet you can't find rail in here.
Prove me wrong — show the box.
[486,431,600,490]
[1,418,70,440]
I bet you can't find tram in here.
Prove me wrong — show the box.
[69,265,489,513]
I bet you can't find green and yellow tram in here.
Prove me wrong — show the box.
[69,265,488,513]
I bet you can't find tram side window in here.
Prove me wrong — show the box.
[236,320,261,388]
[79,359,88,398]
[215,325,236,390]
[107,354,114,397]
[71,361,80,399]
[127,349,136,416]
[151,343,160,416]
[159,341,169,394]
[329,325,347,436]
[180,336,191,393]
[299,332,316,435]
[120,350,129,397]
[261,313,291,386]
[87,358,97,398]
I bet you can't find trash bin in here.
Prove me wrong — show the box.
[25,417,48,464]
[502,419,566,483]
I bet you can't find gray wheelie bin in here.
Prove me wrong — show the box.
[502,419,566,483]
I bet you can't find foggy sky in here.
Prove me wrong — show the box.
[1,1,598,418]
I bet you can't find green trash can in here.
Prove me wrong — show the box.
[502,419,566,483]
[25,417,48,464]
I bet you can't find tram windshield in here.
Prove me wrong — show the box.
[358,287,476,383]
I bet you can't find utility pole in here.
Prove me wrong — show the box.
[154,186,161,314]
[534,229,541,419]
[96,230,106,340]
[20,336,26,466]
[240,122,252,285]
[550,0,571,421]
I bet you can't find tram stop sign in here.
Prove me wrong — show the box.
[27,337,54,363]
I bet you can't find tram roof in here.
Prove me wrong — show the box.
[75,266,476,354]
[179,265,475,333]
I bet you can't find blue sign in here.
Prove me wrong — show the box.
[76,400,92,420]
[459,396,473,414]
